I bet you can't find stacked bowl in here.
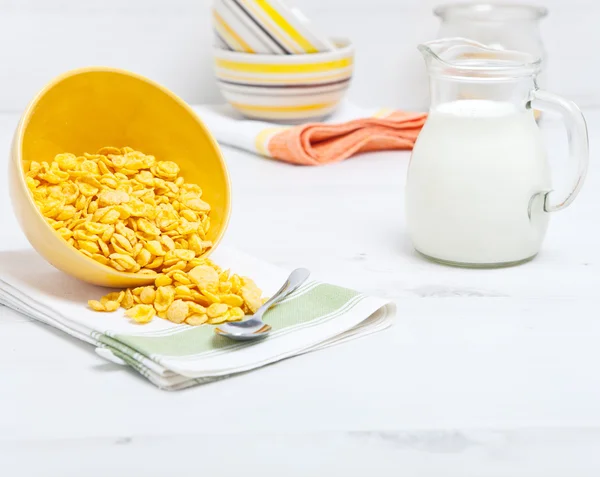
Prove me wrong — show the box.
[211,0,354,122]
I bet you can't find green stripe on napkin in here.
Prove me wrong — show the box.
[107,283,359,358]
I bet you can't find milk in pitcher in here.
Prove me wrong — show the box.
[406,99,551,266]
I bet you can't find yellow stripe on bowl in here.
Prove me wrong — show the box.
[238,0,300,54]
[253,0,318,54]
[214,22,242,52]
[215,57,352,74]
[213,10,255,53]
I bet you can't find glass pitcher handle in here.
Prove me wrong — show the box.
[530,89,590,213]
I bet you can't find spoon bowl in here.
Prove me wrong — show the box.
[215,268,310,341]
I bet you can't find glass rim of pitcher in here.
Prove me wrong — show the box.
[419,38,542,79]
[434,2,548,22]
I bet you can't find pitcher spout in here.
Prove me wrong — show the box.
[417,37,541,78]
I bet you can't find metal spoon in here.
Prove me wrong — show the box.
[214,268,310,341]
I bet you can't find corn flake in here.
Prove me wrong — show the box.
[125,304,156,324]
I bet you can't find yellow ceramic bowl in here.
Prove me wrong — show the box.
[9,67,231,288]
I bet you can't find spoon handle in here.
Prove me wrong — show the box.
[254,268,310,318]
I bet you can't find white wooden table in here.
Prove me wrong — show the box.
[0,110,599,476]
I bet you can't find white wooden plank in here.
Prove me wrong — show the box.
[3,430,600,477]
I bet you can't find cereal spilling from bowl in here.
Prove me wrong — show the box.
[90,263,266,325]
[24,146,266,325]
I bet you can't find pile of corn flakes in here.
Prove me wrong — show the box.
[90,263,265,325]
[25,146,265,325]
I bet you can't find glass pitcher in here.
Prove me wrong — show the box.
[406,38,589,268]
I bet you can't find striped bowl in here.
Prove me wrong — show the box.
[212,0,335,54]
[213,38,354,122]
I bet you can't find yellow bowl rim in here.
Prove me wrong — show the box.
[14,66,232,284]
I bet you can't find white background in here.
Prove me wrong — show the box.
[0,0,597,113]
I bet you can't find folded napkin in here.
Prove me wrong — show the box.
[194,102,427,166]
[0,247,393,390]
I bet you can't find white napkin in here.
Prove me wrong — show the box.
[0,246,393,390]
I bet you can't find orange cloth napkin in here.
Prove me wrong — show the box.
[194,104,427,166]
[267,111,427,165]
